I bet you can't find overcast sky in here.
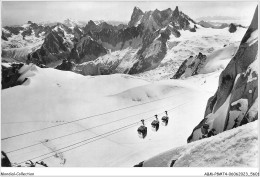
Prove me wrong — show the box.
[1,1,258,26]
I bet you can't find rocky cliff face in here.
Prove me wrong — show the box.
[128,7,144,27]
[1,63,25,89]
[128,28,170,74]
[187,6,258,143]
[69,36,107,63]
[27,31,70,66]
[89,24,144,51]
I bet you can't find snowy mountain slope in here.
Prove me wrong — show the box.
[77,24,246,79]
[1,31,44,50]
[2,41,43,62]
[1,64,213,167]
[2,21,50,49]
[172,43,239,79]
[199,43,238,74]
[188,6,258,142]
[1,22,49,63]
[142,120,258,167]
[77,47,141,76]
[135,26,246,81]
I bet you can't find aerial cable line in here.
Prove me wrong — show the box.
[16,119,144,165]
[15,102,189,165]
[29,123,138,165]
[2,91,187,141]
[6,102,180,154]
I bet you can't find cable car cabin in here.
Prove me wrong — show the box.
[137,126,147,138]
[137,119,147,139]
[151,115,159,132]
[161,111,169,126]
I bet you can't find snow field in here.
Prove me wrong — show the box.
[2,65,212,166]
[143,120,258,167]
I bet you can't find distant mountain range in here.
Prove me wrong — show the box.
[2,6,244,75]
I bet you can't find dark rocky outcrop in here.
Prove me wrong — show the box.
[189,27,196,32]
[133,161,144,167]
[1,63,25,89]
[55,59,75,71]
[171,52,207,79]
[188,6,258,143]
[228,23,237,33]
[1,151,12,167]
[172,58,189,79]
[1,31,8,41]
[170,159,177,167]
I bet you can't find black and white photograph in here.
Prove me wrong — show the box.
[1,0,259,175]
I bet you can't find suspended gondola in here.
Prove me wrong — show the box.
[137,119,147,139]
[151,115,160,132]
[161,111,169,126]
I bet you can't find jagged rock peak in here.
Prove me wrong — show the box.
[128,6,144,27]
[133,6,144,14]
[173,6,179,14]
[175,6,179,11]
[128,5,195,31]
[87,20,96,26]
